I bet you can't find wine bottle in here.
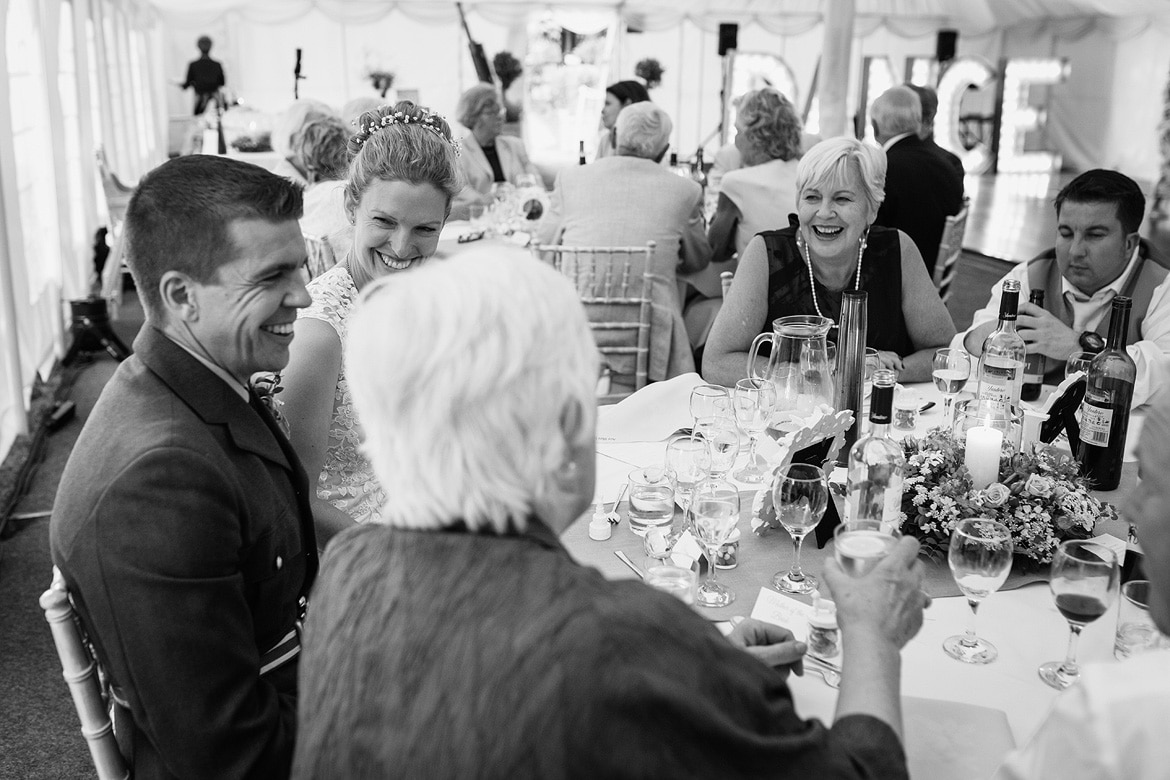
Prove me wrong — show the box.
[1120,523,1146,584]
[691,147,707,192]
[578,140,587,166]
[846,369,905,529]
[1021,289,1046,401]
[669,151,689,179]
[977,279,1026,412]
[1076,296,1135,490]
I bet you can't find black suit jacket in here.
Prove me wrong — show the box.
[50,326,318,779]
[874,134,965,276]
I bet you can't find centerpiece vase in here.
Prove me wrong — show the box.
[834,291,868,465]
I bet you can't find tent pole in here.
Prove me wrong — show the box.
[819,0,855,137]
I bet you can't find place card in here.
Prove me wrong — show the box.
[749,587,815,642]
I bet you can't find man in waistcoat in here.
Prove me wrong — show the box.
[50,155,317,778]
[955,169,1170,407]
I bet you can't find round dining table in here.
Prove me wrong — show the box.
[564,372,1141,777]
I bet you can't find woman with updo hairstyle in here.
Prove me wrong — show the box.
[596,79,651,160]
[280,100,463,540]
[707,88,803,264]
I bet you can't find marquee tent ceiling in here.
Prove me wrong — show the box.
[144,0,1170,36]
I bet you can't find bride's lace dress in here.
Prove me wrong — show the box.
[300,264,384,524]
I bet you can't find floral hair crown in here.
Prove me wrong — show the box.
[354,109,462,157]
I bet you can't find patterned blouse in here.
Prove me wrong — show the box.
[299,264,384,524]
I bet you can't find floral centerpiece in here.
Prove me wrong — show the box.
[901,428,1115,565]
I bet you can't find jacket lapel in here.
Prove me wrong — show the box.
[462,133,493,182]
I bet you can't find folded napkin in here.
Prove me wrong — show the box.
[596,373,704,443]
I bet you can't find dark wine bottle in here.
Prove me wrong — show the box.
[1021,289,1046,401]
[691,147,707,192]
[578,140,587,166]
[1075,296,1135,490]
[1120,524,1146,584]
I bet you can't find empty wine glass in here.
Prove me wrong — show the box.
[691,478,741,608]
[932,348,971,427]
[771,464,828,594]
[1065,351,1096,380]
[862,347,881,397]
[1039,539,1120,689]
[694,416,739,479]
[690,384,729,428]
[732,378,777,484]
[943,519,1014,664]
[665,436,709,518]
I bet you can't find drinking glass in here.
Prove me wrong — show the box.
[690,384,729,428]
[1114,580,1170,659]
[646,565,697,605]
[932,348,972,427]
[694,416,740,479]
[834,520,901,577]
[771,464,828,594]
[1038,539,1120,689]
[862,348,881,397]
[943,519,1014,664]
[691,478,741,608]
[1065,351,1096,380]
[665,436,709,517]
[732,378,777,484]
[626,467,675,536]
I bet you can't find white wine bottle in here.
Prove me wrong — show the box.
[977,279,1026,413]
[846,369,905,530]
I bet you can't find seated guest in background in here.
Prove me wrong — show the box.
[294,114,351,269]
[272,99,340,185]
[904,83,965,183]
[994,387,1170,780]
[704,137,955,386]
[451,83,539,221]
[870,85,964,275]
[280,102,462,542]
[293,247,930,779]
[954,169,1170,407]
[339,96,382,127]
[50,155,317,777]
[707,87,803,264]
[537,102,712,381]
[595,79,651,160]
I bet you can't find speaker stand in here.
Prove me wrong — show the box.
[62,298,132,366]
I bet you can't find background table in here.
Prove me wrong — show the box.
[564,373,1143,765]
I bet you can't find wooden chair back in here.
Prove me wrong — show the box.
[531,242,656,403]
[932,200,970,303]
[40,567,130,780]
[303,234,336,280]
[96,148,136,316]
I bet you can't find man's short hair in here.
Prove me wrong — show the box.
[124,156,303,320]
[870,86,922,138]
[904,84,938,126]
[616,103,672,160]
[1055,169,1146,235]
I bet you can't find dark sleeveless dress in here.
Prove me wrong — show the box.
[760,225,914,356]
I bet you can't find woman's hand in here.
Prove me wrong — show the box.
[726,617,807,679]
[875,350,904,372]
[823,536,928,649]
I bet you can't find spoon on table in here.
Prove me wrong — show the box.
[803,655,841,688]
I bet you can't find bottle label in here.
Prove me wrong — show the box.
[1080,400,1113,447]
[978,359,1022,408]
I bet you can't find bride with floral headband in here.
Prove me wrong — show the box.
[279,100,464,541]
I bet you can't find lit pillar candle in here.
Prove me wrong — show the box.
[964,425,1003,489]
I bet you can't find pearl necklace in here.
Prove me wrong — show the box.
[797,229,868,320]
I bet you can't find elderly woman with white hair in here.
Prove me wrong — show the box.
[536,102,712,382]
[703,136,955,385]
[450,83,540,221]
[292,246,930,779]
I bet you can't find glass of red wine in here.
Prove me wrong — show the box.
[1038,539,1120,690]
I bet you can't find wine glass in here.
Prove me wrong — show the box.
[1065,351,1096,380]
[665,436,709,518]
[1039,539,1120,689]
[862,347,881,398]
[932,348,971,427]
[694,416,739,479]
[691,478,741,608]
[943,519,1014,664]
[690,384,729,429]
[732,378,777,484]
[771,464,828,594]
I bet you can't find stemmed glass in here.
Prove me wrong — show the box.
[932,348,971,427]
[1039,539,1120,689]
[690,384,729,429]
[665,436,709,519]
[694,416,740,479]
[732,378,777,484]
[691,478,741,607]
[1065,351,1096,380]
[943,519,1014,664]
[771,464,829,594]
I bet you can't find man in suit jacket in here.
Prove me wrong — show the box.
[451,83,540,221]
[905,83,966,183]
[871,85,964,276]
[536,102,713,382]
[50,155,318,778]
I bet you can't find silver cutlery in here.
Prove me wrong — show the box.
[614,550,646,580]
[605,483,628,525]
[803,655,842,688]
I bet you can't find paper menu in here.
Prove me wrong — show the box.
[750,587,815,643]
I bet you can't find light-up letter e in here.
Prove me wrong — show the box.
[998,58,1069,173]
